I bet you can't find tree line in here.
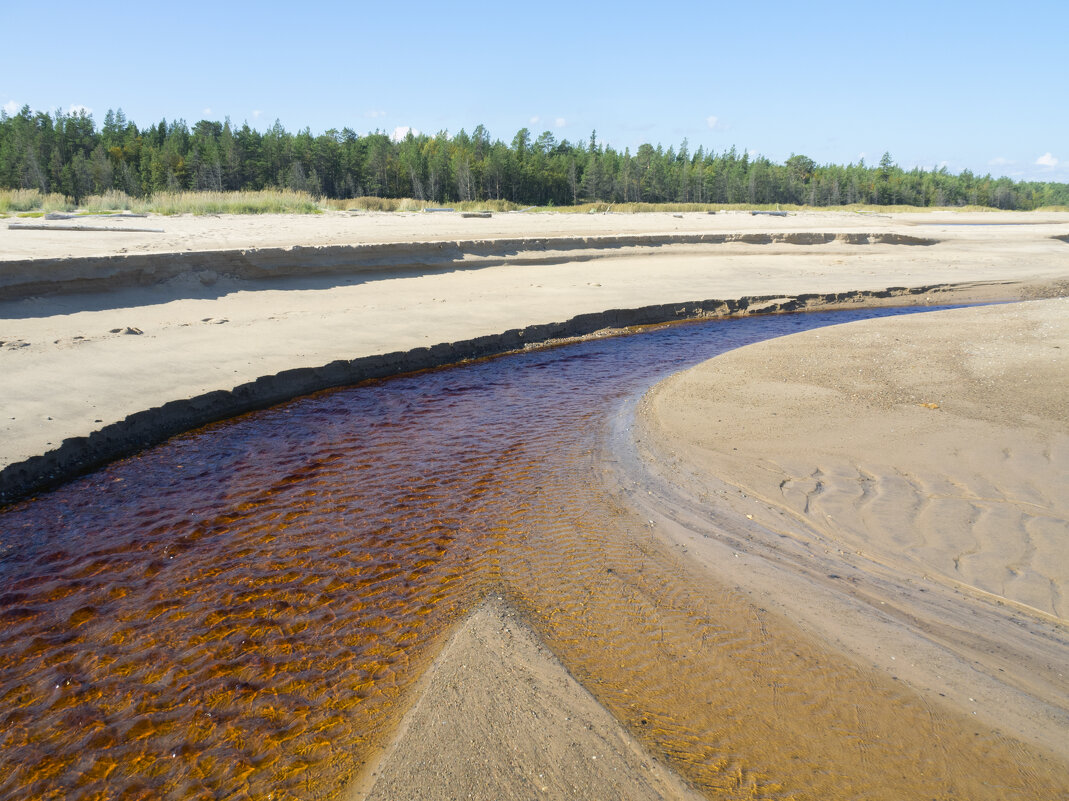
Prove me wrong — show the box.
[2,106,1066,210]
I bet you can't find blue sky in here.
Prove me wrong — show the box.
[3,0,1066,182]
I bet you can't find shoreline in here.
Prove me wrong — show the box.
[628,300,1069,762]
[0,282,1024,506]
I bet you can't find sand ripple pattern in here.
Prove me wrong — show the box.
[1,309,1065,800]
[776,434,1069,618]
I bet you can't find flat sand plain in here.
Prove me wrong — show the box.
[2,209,1068,798]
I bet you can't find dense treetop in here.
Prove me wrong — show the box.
[2,106,1066,209]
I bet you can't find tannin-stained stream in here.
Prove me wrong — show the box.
[1,307,1065,800]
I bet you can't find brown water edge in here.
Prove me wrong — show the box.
[505,452,1069,799]
[0,307,1066,801]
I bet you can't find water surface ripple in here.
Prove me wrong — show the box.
[1,307,1063,800]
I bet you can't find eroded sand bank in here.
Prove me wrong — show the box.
[633,300,1069,761]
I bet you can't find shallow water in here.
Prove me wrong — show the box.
[1,306,1064,800]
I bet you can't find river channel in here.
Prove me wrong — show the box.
[0,305,1061,800]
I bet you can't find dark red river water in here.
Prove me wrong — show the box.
[2,306,1062,801]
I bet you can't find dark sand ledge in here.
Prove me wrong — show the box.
[0,281,1046,506]
[0,232,938,302]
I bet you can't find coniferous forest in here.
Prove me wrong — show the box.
[2,106,1067,210]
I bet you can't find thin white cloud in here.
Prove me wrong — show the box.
[391,125,420,141]
[365,109,387,118]
[706,115,720,129]
[251,109,263,119]
[989,156,1012,166]
[68,104,92,116]
[529,115,540,125]
[1036,152,1059,167]
[747,149,758,159]
[203,107,212,116]
[555,117,566,128]
[3,100,20,116]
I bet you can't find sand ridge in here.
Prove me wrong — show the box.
[0,231,941,302]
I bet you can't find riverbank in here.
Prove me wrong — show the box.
[2,209,1067,500]
[5,207,1065,265]
[2,209,1068,798]
[633,299,1069,763]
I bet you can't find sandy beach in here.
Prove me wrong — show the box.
[632,300,1069,759]
[1,208,1068,798]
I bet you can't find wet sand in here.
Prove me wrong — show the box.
[351,601,703,801]
[634,299,1069,762]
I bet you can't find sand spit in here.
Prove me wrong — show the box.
[632,299,1069,760]
[349,601,701,801]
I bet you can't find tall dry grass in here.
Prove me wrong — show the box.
[3,188,1061,216]
[81,190,137,212]
[131,190,321,215]
[321,197,525,213]
[0,189,73,213]
[547,202,1050,214]
[1,189,320,216]
[320,197,420,212]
